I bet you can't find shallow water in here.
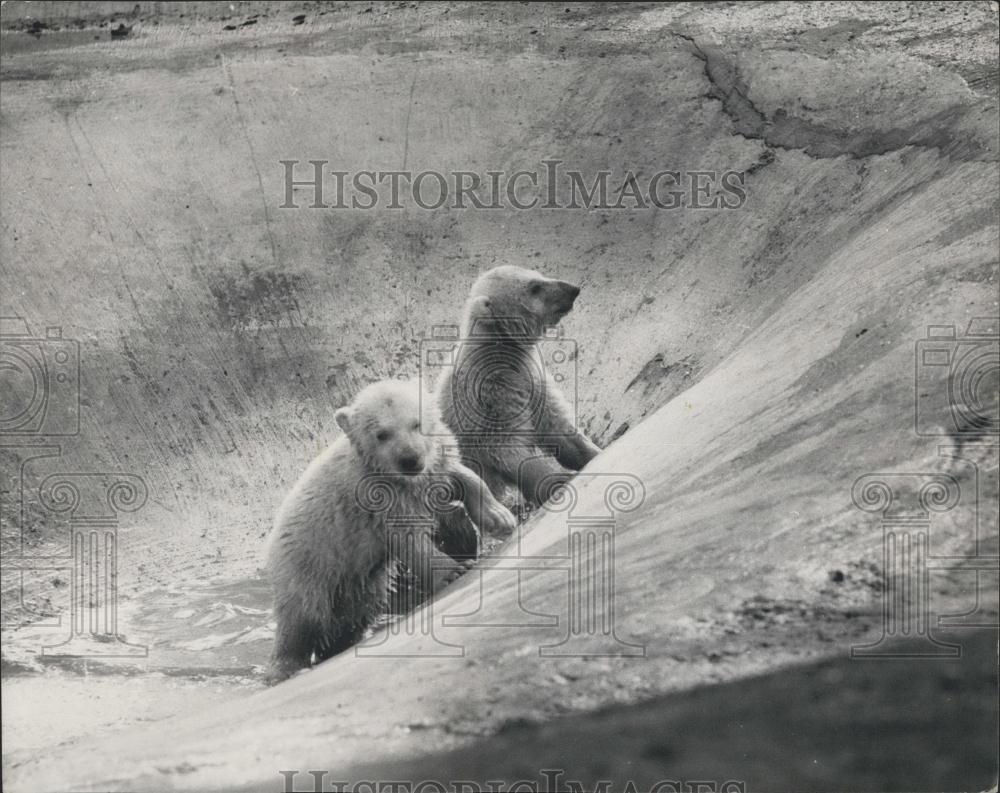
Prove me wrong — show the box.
[2,577,273,755]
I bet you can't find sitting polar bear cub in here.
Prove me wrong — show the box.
[265,379,515,683]
[436,265,602,510]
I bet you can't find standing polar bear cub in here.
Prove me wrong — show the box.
[266,379,515,683]
[436,265,602,509]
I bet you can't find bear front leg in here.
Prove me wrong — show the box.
[553,431,602,471]
[488,446,573,508]
[435,504,480,561]
[447,461,517,538]
[539,373,602,471]
[403,527,475,596]
[513,453,575,507]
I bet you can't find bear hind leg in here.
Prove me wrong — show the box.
[267,607,321,684]
[313,621,368,664]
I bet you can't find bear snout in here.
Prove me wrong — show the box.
[551,281,580,314]
[397,452,424,473]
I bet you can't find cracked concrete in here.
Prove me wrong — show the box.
[674,31,998,162]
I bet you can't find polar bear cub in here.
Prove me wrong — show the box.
[436,265,602,509]
[265,379,515,683]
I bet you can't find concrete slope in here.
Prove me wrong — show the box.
[1,2,997,792]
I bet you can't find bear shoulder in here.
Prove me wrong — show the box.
[267,437,371,570]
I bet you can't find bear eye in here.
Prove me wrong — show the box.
[411,420,420,431]
[529,282,543,296]
[376,429,392,442]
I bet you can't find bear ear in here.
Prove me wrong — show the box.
[334,407,352,434]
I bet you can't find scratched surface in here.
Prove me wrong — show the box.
[0,2,998,791]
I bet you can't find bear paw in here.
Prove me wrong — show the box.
[433,561,475,592]
[480,501,517,537]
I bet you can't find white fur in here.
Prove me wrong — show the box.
[437,266,602,508]
[266,379,514,683]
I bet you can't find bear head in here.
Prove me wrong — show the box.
[461,265,581,341]
[334,380,442,475]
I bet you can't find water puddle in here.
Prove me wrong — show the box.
[1,576,273,755]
